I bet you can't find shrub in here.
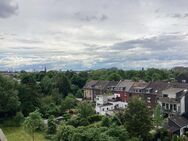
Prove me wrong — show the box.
[101,117,111,127]
[13,112,24,126]
[47,115,57,134]
[88,114,103,123]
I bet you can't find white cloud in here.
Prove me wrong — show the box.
[0,0,188,70]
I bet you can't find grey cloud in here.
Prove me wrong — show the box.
[0,0,18,18]
[168,13,188,18]
[87,33,188,69]
[109,34,187,51]
[172,13,181,18]
[74,12,108,22]
[184,13,188,17]
[17,38,43,44]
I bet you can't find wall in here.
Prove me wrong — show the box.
[180,96,185,115]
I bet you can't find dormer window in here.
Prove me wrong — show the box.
[123,87,126,91]
[163,94,168,98]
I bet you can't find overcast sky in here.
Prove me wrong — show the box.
[0,0,188,71]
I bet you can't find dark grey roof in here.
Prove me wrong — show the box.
[129,81,149,92]
[107,81,119,87]
[169,115,188,128]
[83,80,98,89]
[83,80,118,90]
[114,80,135,91]
[94,80,111,90]
[168,126,180,133]
[146,81,171,93]
[170,82,188,89]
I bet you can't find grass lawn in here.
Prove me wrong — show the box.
[2,127,48,141]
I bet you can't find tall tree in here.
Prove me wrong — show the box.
[47,115,57,134]
[61,96,78,113]
[153,104,163,129]
[55,74,71,97]
[21,73,36,85]
[40,75,53,95]
[23,110,43,141]
[107,73,121,81]
[71,75,86,88]
[77,101,95,119]
[0,75,20,117]
[124,97,152,140]
[18,83,41,116]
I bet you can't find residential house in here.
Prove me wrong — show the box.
[167,115,188,136]
[158,88,188,116]
[95,94,127,115]
[129,80,148,94]
[83,80,118,101]
[114,80,135,102]
[128,81,157,109]
[146,81,171,94]
[128,81,171,110]
[176,73,188,83]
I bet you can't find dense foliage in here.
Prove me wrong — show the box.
[0,68,186,141]
[0,75,20,117]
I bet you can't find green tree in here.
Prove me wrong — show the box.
[0,75,20,117]
[101,116,111,127]
[21,73,36,85]
[55,74,71,97]
[71,75,86,88]
[18,84,41,116]
[108,73,121,81]
[40,96,59,117]
[47,115,56,134]
[23,110,43,141]
[75,89,83,98]
[40,75,53,95]
[105,126,129,141]
[153,104,163,129]
[124,97,152,140]
[77,101,95,118]
[61,96,78,113]
[14,111,24,126]
[56,124,75,141]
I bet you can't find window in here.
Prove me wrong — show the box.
[174,104,177,111]
[123,87,126,91]
[102,108,104,111]
[107,108,108,110]
[163,94,168,98]
[170,104,173,110]
[166,104,169,110]
[162,103,165,107]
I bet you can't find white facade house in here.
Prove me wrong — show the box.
[158,88,187,115]
[95,95,127,115]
